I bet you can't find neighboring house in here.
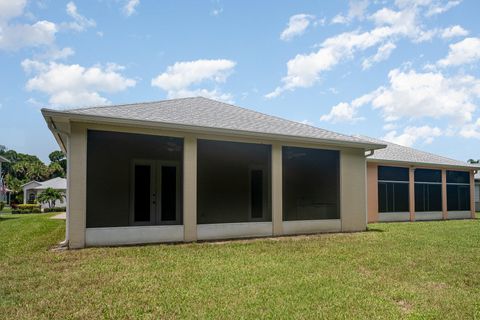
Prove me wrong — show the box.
[361,136,479,223]
[0,155,10,203]
[475,172,480,212]
[22,177,67,209]
[42,97,385,248]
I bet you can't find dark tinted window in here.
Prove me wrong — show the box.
[446,171,470,184]
[283,147,339,220]
[415,184,442,212]
[447,185,470,211]
[161,166,176,221]
[251,170,263,219]
[415,169,441,183]
[378,182,409,212]
[134,165,151,222]
[378,166,409,182]
[197,139,271,224]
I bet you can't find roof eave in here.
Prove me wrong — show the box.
[367,158,480,170]
[42,109,386,151]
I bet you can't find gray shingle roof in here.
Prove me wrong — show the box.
[43,97,382,148]
[357,135,478,169]
[34,177,67,190]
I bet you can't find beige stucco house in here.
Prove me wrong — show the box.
[42,97,386,248]
[361,136,478,223]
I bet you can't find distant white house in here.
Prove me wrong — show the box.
[22,177,67,208]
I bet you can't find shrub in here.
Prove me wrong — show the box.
[12,204,42,214]
[44,207,66,213]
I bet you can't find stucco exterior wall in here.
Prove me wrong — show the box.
[367,163,378,223]
[367,161,476,223]
[68,123,87,249]
[64,121,369,248]
[340,148,367,232]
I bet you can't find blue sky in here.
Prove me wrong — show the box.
[1,0,480,163]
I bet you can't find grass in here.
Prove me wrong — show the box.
[1,214,480,319]
[0,206,11,214]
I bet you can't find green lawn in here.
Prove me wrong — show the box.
[0,206,11,214]
[1,214,480,319]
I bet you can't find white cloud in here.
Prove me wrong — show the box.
[123,0,140,17]
[267,3,438,98]
[331,0,369,24]
[320,102,361,123]
[331,14,348,25]
[459,118,480,139]
[280,14,315,41]
[21,59,136,108]
[0,0,27,23]
[0,20,57,50]
[0,0,57,50]
[0,1,96,50]
[64,2,95,31]
[437,37,480,67]
[320,91,375,123]
[362,41,396,69]
[425,0,461,17]
[372,69,480,123]
[441,25,468,38]
[151,59,236,102]
[383,125,442,146]
[38,47,75,61]
[321,68,480,127]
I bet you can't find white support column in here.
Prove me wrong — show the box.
[272,143,283,236]
[68,123,87,249]
[183,136,197,242]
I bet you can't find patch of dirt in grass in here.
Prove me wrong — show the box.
[396,300,413,314]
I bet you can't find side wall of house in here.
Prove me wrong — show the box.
[367,161,476,223]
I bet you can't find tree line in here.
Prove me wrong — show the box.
[0,145,66,203]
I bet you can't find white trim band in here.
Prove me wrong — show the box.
[415,212,443,221]
[197,222,273,240]
[85,225,184,247]
[378,212,410,222]
[283,219,341,235]
[447,211,471,220]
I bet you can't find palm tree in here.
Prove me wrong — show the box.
[37,188,65,209]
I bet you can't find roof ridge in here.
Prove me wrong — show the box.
[43,96,199,113]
